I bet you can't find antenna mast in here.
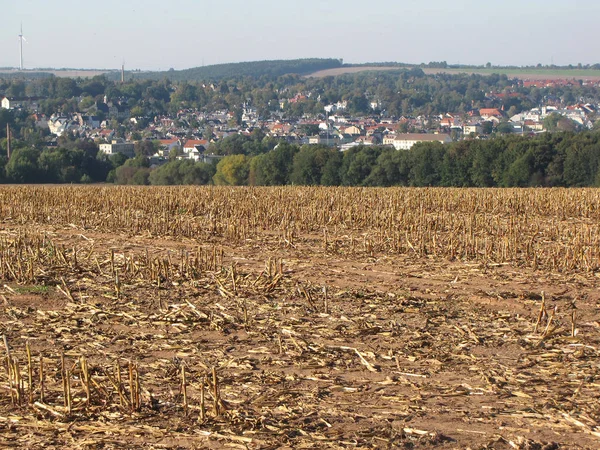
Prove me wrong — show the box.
[18,24,24,70]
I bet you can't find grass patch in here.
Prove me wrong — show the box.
[13,285,50,295]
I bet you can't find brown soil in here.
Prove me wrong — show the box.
[307,66,403,77]
[0,219,599,449]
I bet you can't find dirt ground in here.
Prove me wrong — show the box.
[0,218,598,450]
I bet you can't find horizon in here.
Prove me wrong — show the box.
[2,58,600,74]
[2,0,600,71]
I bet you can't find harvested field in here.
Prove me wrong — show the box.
[307,66,600,82]
[306,67,402,77]
[420,68,600,82]
[0,186,599,449]
[0,69,111,78]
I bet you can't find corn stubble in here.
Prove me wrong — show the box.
[0,186,598,448]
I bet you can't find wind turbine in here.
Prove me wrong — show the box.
[18,24,26,70]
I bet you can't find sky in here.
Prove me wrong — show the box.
[1,0,599,71]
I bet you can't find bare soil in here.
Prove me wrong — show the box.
[306,67,403,78]
[0,219,599,449]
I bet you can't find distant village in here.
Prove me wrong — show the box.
[2,77,598,165]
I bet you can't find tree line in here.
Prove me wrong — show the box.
[112,131,600,187]
[3,114,600,187]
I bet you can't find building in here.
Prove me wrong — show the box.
[99,140,135,158]
[463,124,483,135]
[392,133,452,150]
[158,138,181,157]
[343,125,362,136]
[47,116,75,136]
[182,139,209,154]
[479,108,503,120]
[1,96,42,110]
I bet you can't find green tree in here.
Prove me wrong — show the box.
[149,160,215,185]
[249,142,297,185]
[5,148,42,183]
[134,140,159,157]
[290,145,332,185]
[408,142,445,186]
[320,150,343,186]
[496,122,514,134]
[213,154,250,185]
[340,146,382,186]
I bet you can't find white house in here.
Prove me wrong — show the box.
[182,139,209,154]
[1,96,41,110]
[392,133,452,150]
[99,140,135,158]
[47,116,75,136]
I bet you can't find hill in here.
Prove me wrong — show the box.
[119,58,344,82]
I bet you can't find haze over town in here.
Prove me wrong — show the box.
[2,0,599,71]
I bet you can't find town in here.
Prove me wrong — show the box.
[1,67,600,186]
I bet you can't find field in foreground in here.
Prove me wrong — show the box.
[0,186,599,449]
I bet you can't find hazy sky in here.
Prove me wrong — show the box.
[1,0,598,71]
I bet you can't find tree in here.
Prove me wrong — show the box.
[149,160,215,185]
[249,142,297,185]
[290,145,332,185]
[114,165,150,185]
[38,147,85,183]
[481,121,494,135]
[320,150,343,186]
[213,154,250,185]
[5,148,42,183]
[543,113,561,132]
[134,140,158,157]
[340,146,382,186]
[496,121,514,134]
[408,142,444,186]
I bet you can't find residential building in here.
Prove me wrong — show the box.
[158,138,181,157]
[183,139,209,154]
[463,124,483,135]
[99,140,135,158]
[479,108,503,120]
[392,133,452,150]
[1,96,43,110]
[47,116,75,136]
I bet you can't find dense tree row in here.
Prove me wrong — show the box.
[0,135,114,184]
[3,130,600,187]
[109,131,600,188]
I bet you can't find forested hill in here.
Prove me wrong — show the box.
[119,58,343,82]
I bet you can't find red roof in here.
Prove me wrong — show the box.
[479,108,503,117]
[183,139,208,148]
